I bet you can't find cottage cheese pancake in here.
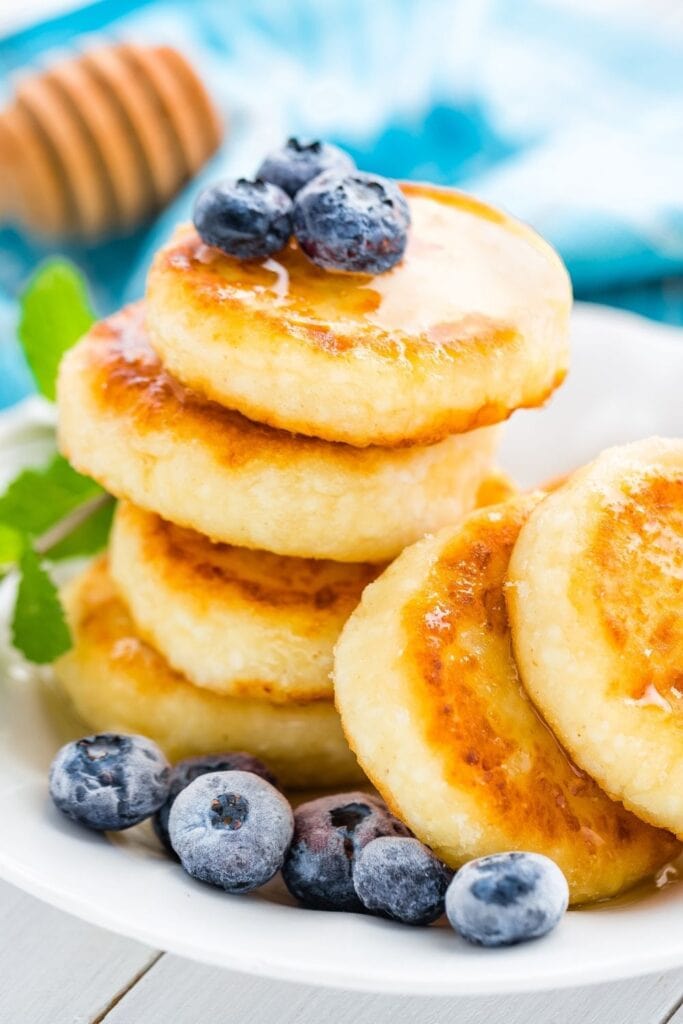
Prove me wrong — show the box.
[55,558,364,788]
[57,305,498,562]
[110,501,380,701]
[334,497,678,903]
[509,438,683,836]
[146,183,571,447]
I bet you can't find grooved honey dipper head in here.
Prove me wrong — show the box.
[0,42,223,241]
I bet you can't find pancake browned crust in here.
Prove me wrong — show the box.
[146,183,571,448]
[55,558,364,788]
[110,501,380,701]
[508,438,683,837]
[56,305,499,562]
[334,496,678,903]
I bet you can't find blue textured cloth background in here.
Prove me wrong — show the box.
[1,0,682,408]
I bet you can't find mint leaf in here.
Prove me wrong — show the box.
[0,454,101,537]
[19,259,95,401]
[46,498,115,560]
[0,523,22,566]
[12,543,71,664]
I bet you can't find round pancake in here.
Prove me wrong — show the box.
[334,496,678,903]
[109,501,380,701]
[145,183,571,448]
[57,304,498,562]
[55,558,364,789]
[508,438,683,837]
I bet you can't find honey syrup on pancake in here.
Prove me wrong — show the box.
[158,182,554,361]
[575,858,683,912]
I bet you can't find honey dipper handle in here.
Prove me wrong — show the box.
[0,43,223,240]
[0,111,19,220]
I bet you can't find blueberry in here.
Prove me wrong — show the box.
[293,171,410,274]
[282,791,411,911]
[193,178,293,260]
[353,837,453,925]
[168,771,293,893]
[445,852,569,947]
[153,752,277,855]
[256,138,355,198]
[49,733,170,832]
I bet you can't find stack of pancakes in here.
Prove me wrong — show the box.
[55,182,571,789]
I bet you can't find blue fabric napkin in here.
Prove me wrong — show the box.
[1,0,682,408]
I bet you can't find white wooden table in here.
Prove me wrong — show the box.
[1,877,683,1024]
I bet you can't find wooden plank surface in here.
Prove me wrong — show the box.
[103,951,683,1024]
[0,880,157,1024]
[2,877,683,1023]
[662,997,683,1024]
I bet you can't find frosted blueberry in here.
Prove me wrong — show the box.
[49,733,170,831]
[153,752,277,855]
[193,178,292,260]
[257,137,355,198]
[282,791,411,911]
[353,836,453,925]
[445,852,569,946]
[168,771,293,893]
[293,171,410,274]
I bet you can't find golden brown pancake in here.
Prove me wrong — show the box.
[109,501,380,701]
[334,496,678,903]
[57,304,499,562]
[508,438,683,837]
[145,183,571,447]
[55,558,364,788]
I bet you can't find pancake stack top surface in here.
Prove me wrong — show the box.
[55,145,571,789]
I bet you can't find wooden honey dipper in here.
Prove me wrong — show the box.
[0,42,223,241]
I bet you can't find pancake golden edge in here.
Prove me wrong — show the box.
[508,437,683,837]
[56,304,499,563]
[145,183,571,448]
[109,473,514,703]
[55,558,364,788]
[109,501,381,701]
[334,495,678,903]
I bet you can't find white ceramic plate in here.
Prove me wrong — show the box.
[1,303,683,996]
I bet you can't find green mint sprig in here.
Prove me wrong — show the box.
[1,260,114,664]
[12,545,72,664]
[19,259,95,401]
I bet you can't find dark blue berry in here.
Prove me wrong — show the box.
[293,171,410,274]
[353,837,453,925]
[193,178,293,260]
[282,791,411,911]
[153,752,277,855]
[168,771,293,893]
[49,733,170,831]
[445,852,569,947]
[257,138,355,198]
